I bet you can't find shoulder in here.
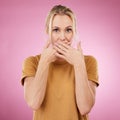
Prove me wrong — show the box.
[84,55,98,69]
[84,55,97,65]
[24,54,41,61]
[23,54,41,65]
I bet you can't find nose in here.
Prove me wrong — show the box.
[59,32,65,41]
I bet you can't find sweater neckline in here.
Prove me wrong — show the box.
[53,59,68,65]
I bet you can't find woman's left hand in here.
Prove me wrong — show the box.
[53,41,84,66]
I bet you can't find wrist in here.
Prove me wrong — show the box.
[74,60,85,69]
[39,58,50,67]
[74,64,81,70]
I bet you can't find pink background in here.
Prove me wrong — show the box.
[0,0,120,120]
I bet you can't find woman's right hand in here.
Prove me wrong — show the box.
[40,40,57,64]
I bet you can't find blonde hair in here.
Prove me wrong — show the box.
[45,5,76,38]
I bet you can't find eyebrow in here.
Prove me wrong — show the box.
[52,26,73,29]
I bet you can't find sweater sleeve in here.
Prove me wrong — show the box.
[85,56,99,86]
[20,56,39,86]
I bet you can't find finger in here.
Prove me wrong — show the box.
[63,40,71,44]
[77,41,81,50]
[57,41,71,49]
[53,45,66,55]
[44,40,51,49]
[55,52,66,60]
[65,41,71,46]
[54,43,68,52]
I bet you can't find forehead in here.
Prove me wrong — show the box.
[52,15,73,27]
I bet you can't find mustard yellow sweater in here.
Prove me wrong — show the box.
[21,55,99,120]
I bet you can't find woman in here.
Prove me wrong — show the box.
[21,5,99,120]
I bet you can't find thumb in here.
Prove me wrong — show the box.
[77,41,81,50]
[44,39,51,49]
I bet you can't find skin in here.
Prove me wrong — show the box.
[24,14,97,115]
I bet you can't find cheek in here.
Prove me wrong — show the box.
[51,33,58,43]
[67,33,73,42]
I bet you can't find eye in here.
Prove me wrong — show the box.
[52,28,59,32]
[66,28,72,33]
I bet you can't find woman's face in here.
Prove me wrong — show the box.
[51,14,73,45]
